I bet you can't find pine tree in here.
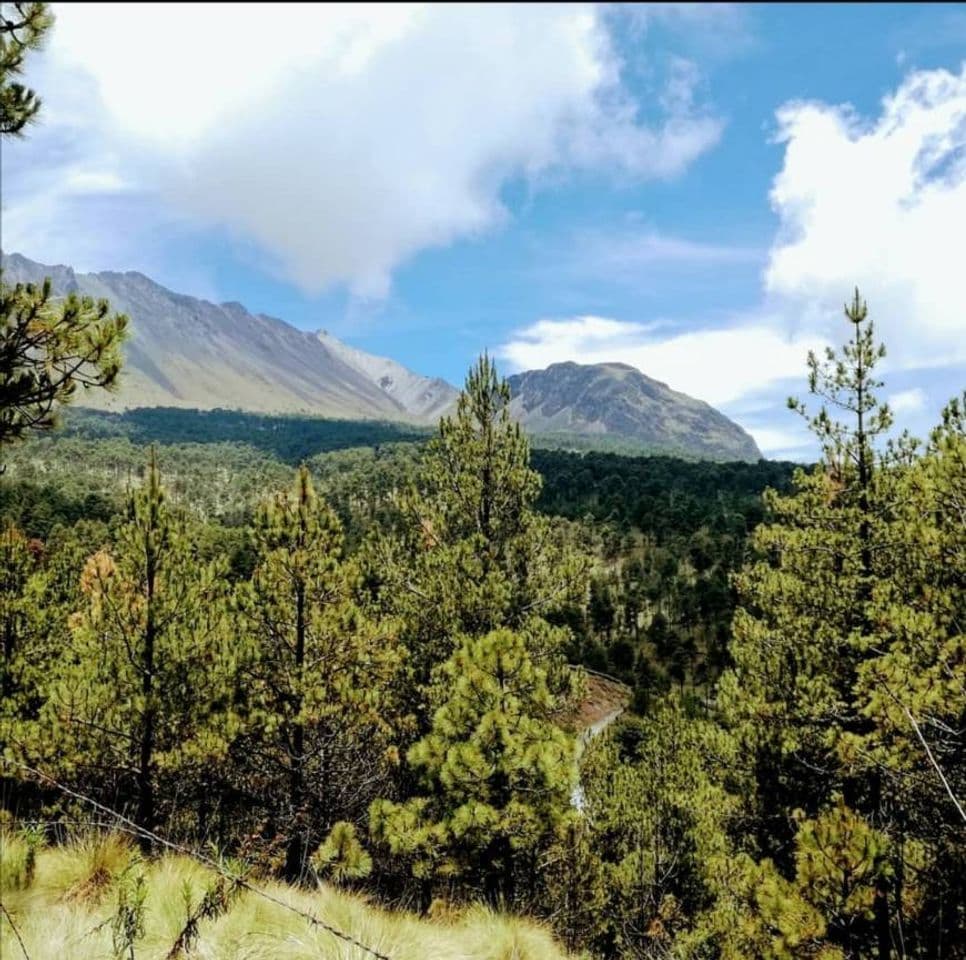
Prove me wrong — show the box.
[29,451,231,837]
[370,626,576,908]
[0,1,52,135]
[233,466,404,881]
[845,392,966,952]
[1,4,128,453]
[0,278,128,449]
[311,820,373,885]
[363,354,587,721]
[564,701,746,958]
[0,519,111,763]
[716,293,965,956]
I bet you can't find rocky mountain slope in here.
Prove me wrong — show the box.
[507,362,761,461]
[317,330,458,420]
[1,252,442,422]
[2,252,761,459]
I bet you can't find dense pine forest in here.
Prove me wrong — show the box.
[2,5,964,959]
[2,324,965,958]
[0,404,799,709]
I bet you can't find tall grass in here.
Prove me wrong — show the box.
[0,832,577,959]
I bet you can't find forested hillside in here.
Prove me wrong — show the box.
[2,308,964,958]
[0,404,798,711]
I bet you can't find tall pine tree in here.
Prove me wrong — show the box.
[362,354,586,724]
[29,451,231,837]
[716,292,965,956]
[233,466,404,880]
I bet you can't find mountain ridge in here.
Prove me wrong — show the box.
[1,252,421,421]
[2,252,761,460]
[506,361,761,461]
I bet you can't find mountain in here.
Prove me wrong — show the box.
[2,252,761,459]
[0,252,446,423]
[317,330,458,420]
[507,362,762,461]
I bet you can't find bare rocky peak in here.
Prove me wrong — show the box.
[317,330,459,420]
[2,252,761,459]
[1,252,441,422]
[507,361,762,461]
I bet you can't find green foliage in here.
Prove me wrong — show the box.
[20,453,233,834]
[0,522,42,703]
[848,392,966,804]
[371,627,576,905]
[231,465,404,878]
[556,700,745,957]
[311,821,373,884]
[715,293,966,957]
[56,405,431,461]
[0,334,960,958]
[167,864,244,959]
[0,1,52,135]
[788,289,893,476]
[533,447,797,698]
[0,477,115,539]
[793,800,893,937]
[111,861,147,960]
[363,356,588,717]
[0,278,129,449]
[695,853,834,960]
[0,414,796,715]
[1,4,128,454]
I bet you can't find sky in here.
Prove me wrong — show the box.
[2,3,965,459]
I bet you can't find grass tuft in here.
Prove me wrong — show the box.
[0,841,577,960]
[37,831,137,903]
[0,827,43,892]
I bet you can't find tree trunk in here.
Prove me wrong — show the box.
[284,569,307,881]
[855,318,891,960]
[136,529,157,845]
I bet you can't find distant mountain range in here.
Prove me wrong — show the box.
[1,252,761,460]
[1,251,441,422]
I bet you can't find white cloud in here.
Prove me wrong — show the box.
[765,65,966,369]
[2,3,723,297]
[577,228,761,269]
[888,387,927,414]
[497,314,823,406]
[497,64,966,450]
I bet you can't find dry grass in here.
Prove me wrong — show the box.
[0,832,579,960]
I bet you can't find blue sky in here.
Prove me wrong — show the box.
[3,3,965,458]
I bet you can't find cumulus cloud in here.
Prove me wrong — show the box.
[765,64,966,368]
[497,314,823,406]
[2,3,723,297]
[498,64,966,442]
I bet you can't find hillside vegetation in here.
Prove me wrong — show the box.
[1,317,963,959]
[0,406,797,708]
[0,832,572,960]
